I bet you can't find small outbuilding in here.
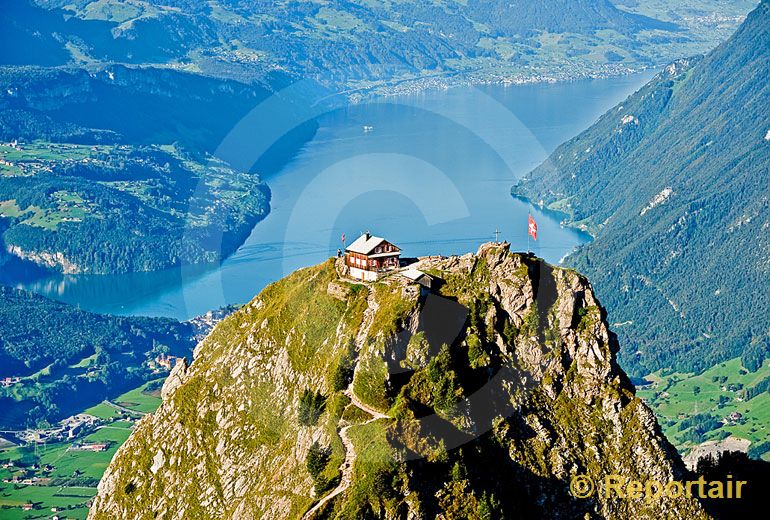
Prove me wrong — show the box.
[401,268,433,290]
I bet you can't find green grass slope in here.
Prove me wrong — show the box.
[638,357,770,459]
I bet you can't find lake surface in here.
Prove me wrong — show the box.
[3,73,652,320]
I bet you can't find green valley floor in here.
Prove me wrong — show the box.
[0,380,163,519]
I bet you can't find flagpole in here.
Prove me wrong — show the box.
[527,213,530,254]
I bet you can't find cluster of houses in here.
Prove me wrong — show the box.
[2,460,55,487]
[15,414,100,445]
[3,473,51,486]
[1,376,21,388]
[1,140,19,168]
[148,353,183,372]
[59,414,100,439]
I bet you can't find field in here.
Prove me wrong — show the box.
[0,485,94,519]
[638,357,770,460]
[80,403,121,421]
[0,381,163,518]
[111,379,163,414]
[0,424,129,519]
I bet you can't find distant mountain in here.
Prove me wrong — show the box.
[1,0,755,89]
[513,1,770,376]
[0,0,215,67]
[467,0,677,35]
[0,64,298,153]
[89,246,707,519]
[0,64,321,274]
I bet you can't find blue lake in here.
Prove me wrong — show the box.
[3,73,652,320]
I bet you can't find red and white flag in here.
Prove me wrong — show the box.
[341,233,346,244]
[528,215,538,241]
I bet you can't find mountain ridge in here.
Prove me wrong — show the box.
[2,0,754,90]
[512,0,770,376]
[89,244,707,519]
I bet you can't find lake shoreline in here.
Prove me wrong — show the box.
[4,74,650,320]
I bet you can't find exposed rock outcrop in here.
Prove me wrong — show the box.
[90,244,708,519]
[7,245,80,274]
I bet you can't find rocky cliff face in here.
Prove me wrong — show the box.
[6,245,80,274]
[89,244,708,519]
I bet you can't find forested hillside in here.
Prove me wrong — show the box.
[0,286,196,427]
[0,142,270,273]
[0,64,321,274]
[513,0,770,377]
[0,65,299,152]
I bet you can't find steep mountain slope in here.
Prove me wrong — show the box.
[512,1,770,377]
[2,0,753,89]
[89,245,706,519]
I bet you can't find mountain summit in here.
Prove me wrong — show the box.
[89,245,705,519]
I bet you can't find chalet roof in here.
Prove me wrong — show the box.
[345,234,400,255]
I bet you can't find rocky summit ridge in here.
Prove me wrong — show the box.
[89,243,707,519]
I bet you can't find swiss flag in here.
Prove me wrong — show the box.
[341,233,346,243]
[528,215,538,241]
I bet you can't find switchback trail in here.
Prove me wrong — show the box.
[302,390,389,519]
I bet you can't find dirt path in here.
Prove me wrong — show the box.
[344,389,389,421]
[354,289,379,351]
[302,390,389,519]
[302,285,391,519]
